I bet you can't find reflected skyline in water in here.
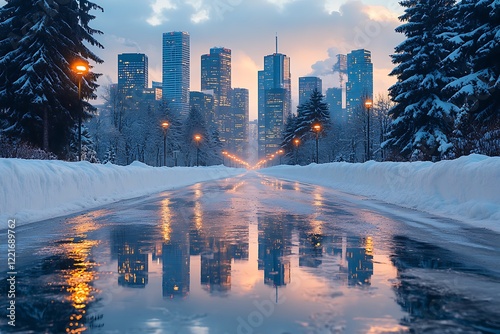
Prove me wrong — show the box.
[1,174,498,333]
[107,204,375,300]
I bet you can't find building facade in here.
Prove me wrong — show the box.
[258,47,291,159]
[201,47,232,143]
[298,76,322,106]
[346,49,373,115]
[162,31,190,118]
[118,53,148,100]
[325,87,344,124]
[189,91,215,125]
[230,88,249,156]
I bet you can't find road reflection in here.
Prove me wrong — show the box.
[391,235,500,333]
[1,175,498,333]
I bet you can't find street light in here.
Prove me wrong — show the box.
[72,61,89,161]
[312,123,321,164]
[194,134,202,167]
[222,151,228,166]
[278,149,284,165]
[294,138,300,165]
[161,121,170,167]
[365,99,373,161]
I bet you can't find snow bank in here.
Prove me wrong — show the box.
[260,155,500,232]
[0,159,244,226]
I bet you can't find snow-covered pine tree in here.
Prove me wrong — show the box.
[102,145,116,164]
[0,0,103,157]
[183,106,211,166]
[294,89,331,141]
[280,113,298,164]
[444,0,500,156]
[386,0,459,161]
[159,101,183,166]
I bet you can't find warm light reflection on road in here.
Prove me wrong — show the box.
[62,216,100,333]
[194,184,203,231]
[160,198,172,242]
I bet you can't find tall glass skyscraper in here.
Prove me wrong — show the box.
[258,42,291,159]
[298,76,322,106]
[201,47,232,142]
[118,53,148,99]
[346,49,373,115]
[231,88,249,156]
[162,31,190,118]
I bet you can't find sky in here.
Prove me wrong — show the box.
[0,0,405,120]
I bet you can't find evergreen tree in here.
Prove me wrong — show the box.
[0,0,103,157]
[183,107,211,166]
[280,89,330,165]
[102,146,116,164]
[294,89,330,140]
[444,0,500,156]
[386,0,458,161]
[280,113,298,164]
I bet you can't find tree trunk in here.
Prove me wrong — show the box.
[43,107,49,151]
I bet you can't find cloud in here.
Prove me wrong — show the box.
[109,35,142,52]
[147,0,177,26]
[87,0,403,117]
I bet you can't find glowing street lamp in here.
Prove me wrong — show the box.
[161,121,170,167]
[312,123,322,164]
[278,149,284,165]
[194,134,202,167]
[294,138,300,165]
[222,150,228,166]
[72,61,89,161]
[365,99,373,161]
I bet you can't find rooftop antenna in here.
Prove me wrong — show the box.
[275,33,278,54]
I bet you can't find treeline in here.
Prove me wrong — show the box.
[87,86,223,166]
[384,0,500,161]
[279,89,392,164]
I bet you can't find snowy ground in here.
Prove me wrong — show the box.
[260,154,500,233]
[0,159,245,226]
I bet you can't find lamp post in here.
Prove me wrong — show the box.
[312,123,321,164]
[294,138,300,165]
[278,149,284,165]
[194,134,202,167]
[222,151,227,166]
[161,121,170,166]
[72,61,89,161]
[365,99,373,161]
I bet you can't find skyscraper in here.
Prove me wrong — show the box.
[201,47,232,142]
[117,53,148,99]
[258,39,291,159]
[325,87,344,124]
[162,31,190,118]
[346,49,373,115]
[231,88,249,156]
[190,91,215,124]
[298,77,322,106]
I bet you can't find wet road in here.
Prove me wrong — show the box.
[1,171,500,334]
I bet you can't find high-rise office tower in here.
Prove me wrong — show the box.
[118,53,148,99]
[162,31,190,118]
[231,88,249,156]
[190,91,215,125]
[299,76,322,106]
[201,47,232,142]
[326,87,344,124]
[258,38,291,159]
[346,49,373,115]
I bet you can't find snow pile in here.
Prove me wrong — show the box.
[260,155,500,232]
[0,159,244,226]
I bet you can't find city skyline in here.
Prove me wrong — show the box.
[0,0,404,121]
